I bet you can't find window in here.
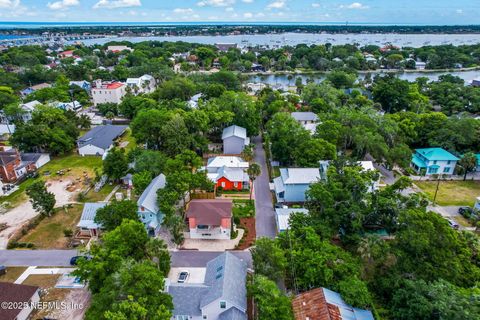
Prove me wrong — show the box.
[433,160,437,164]
[203,316,207,319]
[233,182,238,188]
[428,167,438,174]
[220,301,226,309]
[221,181,226,188]
[447,160,451,164]
[197,225,208,230]
[443,167,450,173]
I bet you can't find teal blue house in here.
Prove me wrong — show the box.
[476,154,480,172]
[411,148,459,175]
[137,174,166,237]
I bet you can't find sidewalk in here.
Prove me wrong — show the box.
[14,266,75,284]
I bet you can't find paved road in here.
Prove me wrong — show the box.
[252,135,277,239]
[0,250,252,268]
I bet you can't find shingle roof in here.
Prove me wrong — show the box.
[137,174,166,214]
[169,284,209,316]
[415,148,459,161]
[21,100,42,112]
[0,150,18,166]
[280,168,321,184]
[218,307,248,320]
[0,282,39,320]
[77,202,107,229]
[77,125,127,150]
[186,199,232,225]
[168,252,248,318]
[291,112,319,122]
[201,252,247,311]
[292,287,374,320]
[20,153,42,164]
[222,125,248,140]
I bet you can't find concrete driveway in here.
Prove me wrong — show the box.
[252,135,277,239]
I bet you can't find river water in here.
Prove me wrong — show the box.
[77,32,480,48]
[248,69,480,86]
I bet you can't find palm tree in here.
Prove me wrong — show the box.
[247,163,261,202]
[458,152,477,181]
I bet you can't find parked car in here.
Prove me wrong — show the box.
[70,255,91,266]
[177,271,189,283]
[458,207,474,216]
[0,265,6,276]
[446,219,459,230]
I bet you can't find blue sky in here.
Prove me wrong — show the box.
[0,0,478,24]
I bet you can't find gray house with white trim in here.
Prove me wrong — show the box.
[137,174,166,237]
[168,252,247,320]
[222,125,250,155]
[273,168,321,203]
[77,125,127,158]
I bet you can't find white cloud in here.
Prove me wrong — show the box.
[456,9,463,14]
[243,12,253,18]
[47,0,79,10]
[0,0,20,8]
[311,3,320,8]
[174,8,194,13]
[340,2,369,9]
[267,0,285,9]
[197,0,235,7]
[93,0,141,9]
[255,12,265,17]
[242,0,253,3]
[225,6,234,11]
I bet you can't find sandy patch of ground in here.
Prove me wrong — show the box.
[0,179,78,249]
[46,289,91,320]
[181,228,244,251]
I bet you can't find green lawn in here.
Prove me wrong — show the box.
[233,199,255,218]
[415,180,480,206]
[39,153,103,178]
[18,204,83,249]
[118,128,137,152]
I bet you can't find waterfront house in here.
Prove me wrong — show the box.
[273,168,322,203]
[107,45,133,53]
[76,202,107,237]
[167,252,247,320]
[137,174,166,236]
[186,199,232,240]
[0,283,40,320]
[411,147,459,175]
[292,287,374,320]
[77,125,127,158]
[206,156,249,191]
[91,80,127,106]
[222,125,250,155]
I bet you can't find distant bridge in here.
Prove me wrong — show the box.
[0,34,109,47]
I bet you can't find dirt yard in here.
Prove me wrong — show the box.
[0,179,78,249]
[236,217,256,250]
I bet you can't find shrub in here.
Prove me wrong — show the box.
[63,229,73,237]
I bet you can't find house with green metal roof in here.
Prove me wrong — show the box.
[411,148,459,175]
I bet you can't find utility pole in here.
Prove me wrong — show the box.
[433,174,441,205]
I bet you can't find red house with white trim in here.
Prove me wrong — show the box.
[206,156,249,191]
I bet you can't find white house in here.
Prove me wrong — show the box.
[168,252,247,320]
[291,112,319,135]
[222,125,250,155]
[56,101,82,112]
[411,147,459,176]
[77,125,127,157]
[76,202,107,237]
[186,199,232,240]
[20,100,42,122]
[91,80,127,106]
[126,74,156,94]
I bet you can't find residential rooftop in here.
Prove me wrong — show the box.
[77,125,127,150]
